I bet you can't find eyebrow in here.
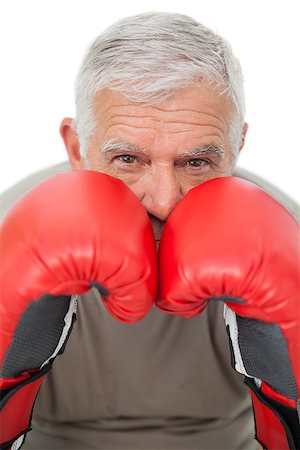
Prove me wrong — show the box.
[100,139,225,159]
[100,139,146,155]
[180,145,225,159]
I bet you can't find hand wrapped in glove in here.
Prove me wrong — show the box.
[0,170,157,450]
[157,177,299,450]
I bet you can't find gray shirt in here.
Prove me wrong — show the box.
[1,163,298,450]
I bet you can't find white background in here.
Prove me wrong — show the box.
[0,0,299,202]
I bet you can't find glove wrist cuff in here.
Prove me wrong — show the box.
[244,377,299,450]
[0,365,50,450]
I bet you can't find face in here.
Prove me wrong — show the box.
[61,84,247,246]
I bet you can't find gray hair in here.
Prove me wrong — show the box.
[73,12,245,156]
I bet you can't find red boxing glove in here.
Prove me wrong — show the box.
[0,170,157,450]
[157,177,300,449]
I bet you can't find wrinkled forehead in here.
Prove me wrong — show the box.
[92,84,234,125]
[88,86,234,157]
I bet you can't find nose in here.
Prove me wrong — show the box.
[141,166,183,221]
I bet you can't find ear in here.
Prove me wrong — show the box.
[60,118,84,169]
[239,122,249,152]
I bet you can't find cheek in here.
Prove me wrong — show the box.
[86,156,148,200]
[178,163,232,191]
[116,172,149,201]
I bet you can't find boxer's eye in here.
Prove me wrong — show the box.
[185,158,211,169]
[114,154,137,164]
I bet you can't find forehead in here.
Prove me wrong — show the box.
[89,85,234,159]
[92,84,234,127]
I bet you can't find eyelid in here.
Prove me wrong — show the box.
[176,156,211,165]
[183,158,214,171]
[114,154,137,161]
[187,158,210,165]
[113,154,142,167]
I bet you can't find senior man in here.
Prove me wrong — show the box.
[1,12,299,450]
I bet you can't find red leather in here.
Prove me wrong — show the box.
[0,170,157,448]
[157,176,299,448]
[261,381,297,409]
[250,388,291,449]
[0,373,46,446]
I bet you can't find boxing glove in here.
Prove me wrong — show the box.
[0,170,157,450]
[157,177,299,449]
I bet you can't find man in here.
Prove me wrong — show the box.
[0,12,299,450]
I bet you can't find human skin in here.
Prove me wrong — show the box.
[60,83,248,246]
